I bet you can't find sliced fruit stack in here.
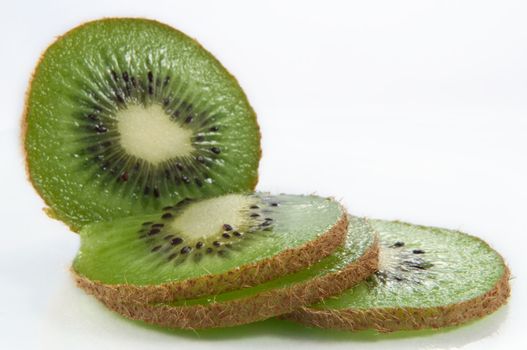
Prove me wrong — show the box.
[23,18,510,333]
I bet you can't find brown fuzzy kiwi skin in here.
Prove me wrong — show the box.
[85,235,379,329]
[21,17,262,233]
[74,212,349,304]
[283,264,511,333]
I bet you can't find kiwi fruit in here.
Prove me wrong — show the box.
[23,17,512,335]
[23,18,260,231]
[284,219,511,332]
[73,193,348,303]
[78,216,379,329]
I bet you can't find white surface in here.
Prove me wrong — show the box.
[1,0,526,349]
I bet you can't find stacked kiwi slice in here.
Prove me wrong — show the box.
[23,18,510,334]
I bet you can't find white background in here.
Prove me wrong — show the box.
[1,0,526,349]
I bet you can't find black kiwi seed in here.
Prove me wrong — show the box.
[213,241,221,247]
[196,242,204,249]
[115,93,125,104]
[142,221,153,226]
[162,206,173,210]
[148,228,160,236]
[408,263,426,270]
[147,71,153,83]
[178,198,192,206]
[222,233,231,239]
[120,172,129,182]
[250,205,259,209]
[182,176,191,184]
[223,224,233,231]
[250,213,260,218]
[98,163,107,171]
[206,247,214,254]
[94,124,108,133]
[161,213,173,219]
[151,245,162,252]
[413,249,425,254]
[270,202,279,207]
[210,126,219,132]
[233,231,242,237]
[167,253,177,261]
[176,163,184,171]
[153,188,160,198]
[261,221,272,227]
[211,147,221,154]
[170,237,183,245]
[180,246,191,254]
[195,179,203,187]
[122,71,129,82]
[185,116,193,123]
[392,241,405,248]
[265,218,273,222]
[151,223,164,228]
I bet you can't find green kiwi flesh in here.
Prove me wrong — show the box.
[80,216,379,329]
[24,18,260,231]
[285,219,511,332]
[73,193,348,302]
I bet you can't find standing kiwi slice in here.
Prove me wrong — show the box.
[73,193,348,303]
[285,219,511,332]
[91,216,379,329]
[23,18,261,231]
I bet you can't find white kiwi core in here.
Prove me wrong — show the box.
[170,194,258,240]
[116,104,194,165]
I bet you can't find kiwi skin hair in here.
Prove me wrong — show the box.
[284,221,511,333]
[79,218,380,329]
[74,211,349,304]
[22,18,262,232]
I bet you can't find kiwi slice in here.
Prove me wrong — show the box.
[285,219,511,332]
[23,18,260,231]
[81,216,379,329]
[73,193,348,303]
